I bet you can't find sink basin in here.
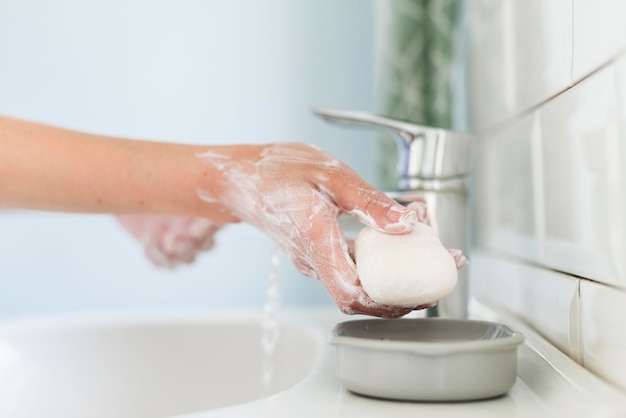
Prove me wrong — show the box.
[0,312,321,418]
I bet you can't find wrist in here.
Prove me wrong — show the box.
[192,144,265,221]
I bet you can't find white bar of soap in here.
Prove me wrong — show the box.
[354,222,458,307]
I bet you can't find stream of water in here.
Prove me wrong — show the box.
[261,246,281,393]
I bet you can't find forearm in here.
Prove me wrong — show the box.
[0,116,240,223]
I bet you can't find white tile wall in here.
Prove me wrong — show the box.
[539,63,626,288]
[572,0,626,82]
[468,0,626,391]
[474,111,542,262]
[470,251,581,361]
[580,280,626,391]
[467,0,573,130]
[476,61,626,288]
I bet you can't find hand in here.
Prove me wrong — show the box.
[117,215,222,268]
[196,143,421,318]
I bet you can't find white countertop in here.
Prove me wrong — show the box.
[1,304,624,418]
[182,302,626,418]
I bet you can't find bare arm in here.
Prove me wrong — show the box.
[0,116,238,223]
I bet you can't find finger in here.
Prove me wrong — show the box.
[416,302,437,310]
[323,171,416,234]
[346,295,436,318]
[405,199,430,224]
[302,206,416,318]
[345,237,355,262]
[348,291,415,318]
[303,207,358,302]
[144,243,177,269]
[448,248,469,271]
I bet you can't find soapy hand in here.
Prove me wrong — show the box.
[117,215,223,268]
[196,143,425,318]
[117,144,467,317]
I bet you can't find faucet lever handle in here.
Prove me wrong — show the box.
[313,107,473,184]
[314,108,435,142]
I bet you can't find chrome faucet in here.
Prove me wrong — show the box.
[314,108,473,318]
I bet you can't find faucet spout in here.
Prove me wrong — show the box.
[313,108,472,188]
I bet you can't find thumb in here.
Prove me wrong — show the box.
[334,185,417,234]
[318,160,417,234]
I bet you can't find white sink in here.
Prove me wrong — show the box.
[0,312,321,418]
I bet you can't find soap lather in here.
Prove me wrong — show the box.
[314,108,473,318]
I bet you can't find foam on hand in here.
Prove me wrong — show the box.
[354,222,458,308]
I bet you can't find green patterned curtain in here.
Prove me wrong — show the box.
[375,0,460,189]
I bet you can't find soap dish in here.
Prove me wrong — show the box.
[329,318,524,402]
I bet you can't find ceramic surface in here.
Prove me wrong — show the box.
[0,313,320,418]
[580,281,626,391]
[539,63,626,287]
[474,110,542,262]
[469,251,581,362]
[467,0,572,130]
[0,308,624,418]
[474,54,626,288]
[571,0,626,81]
[467,0,626,399]
[330,318,523,401]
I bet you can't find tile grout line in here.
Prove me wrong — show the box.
[475,52,626,139]
[476,245,626,292]
[576,278,584,368]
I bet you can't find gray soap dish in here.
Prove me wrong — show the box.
[329,318,524,402]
